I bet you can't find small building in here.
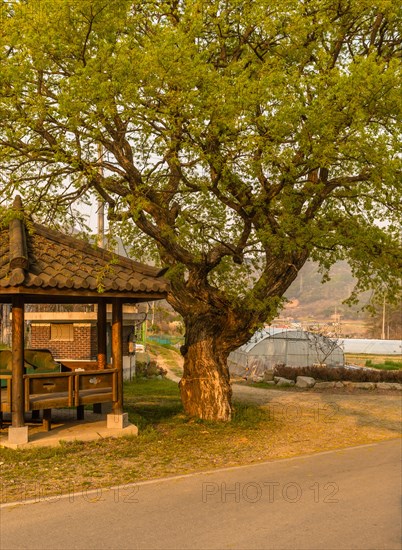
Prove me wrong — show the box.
[228,327,344,377]
[24,308,147,380]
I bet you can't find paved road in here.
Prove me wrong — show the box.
[1,439,401,550]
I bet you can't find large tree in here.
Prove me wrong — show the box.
[1,0,401,420]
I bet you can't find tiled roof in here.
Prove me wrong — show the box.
[0,197,169,300]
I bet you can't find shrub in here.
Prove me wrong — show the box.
[273,364,402,383]
[135,361,149,377]
[135,360,167,379]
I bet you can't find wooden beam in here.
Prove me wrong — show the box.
[0,289,166,303]
[112,299,123,415]
[11,295,25,428]
[97,302,107,369]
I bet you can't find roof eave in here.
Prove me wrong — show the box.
[0,287,168,304]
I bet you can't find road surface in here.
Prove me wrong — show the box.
[1,438,401,550]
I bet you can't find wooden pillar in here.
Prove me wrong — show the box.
[11,295,25,428]
[112,299,123,415]
[43,409,52,432]
[97,302,107,369]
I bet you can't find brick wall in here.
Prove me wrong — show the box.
[90,324,97,358]
[30,323,97,360]
[31,322,135,360]
[30,324,52,351]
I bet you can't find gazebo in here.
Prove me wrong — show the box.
[0,197,169,445]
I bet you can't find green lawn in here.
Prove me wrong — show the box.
[365,360,402,371]
[345,353,402,367]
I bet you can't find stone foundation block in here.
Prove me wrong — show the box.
[296,376,316,388]
[107,412,129,429]
[8,426,29,445]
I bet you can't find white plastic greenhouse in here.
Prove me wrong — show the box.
[339,338,402,355]
[228,328,344,377]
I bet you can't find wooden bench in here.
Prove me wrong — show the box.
[25,373,74,411]
[74,370,117,406]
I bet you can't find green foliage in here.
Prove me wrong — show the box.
[365,360,402,370]
[0,0,401,340]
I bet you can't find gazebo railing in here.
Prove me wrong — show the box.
[0,374,12,415]
[0,369,118,414]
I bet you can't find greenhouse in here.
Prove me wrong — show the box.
[228,328,344,377]
[339,338,402,356]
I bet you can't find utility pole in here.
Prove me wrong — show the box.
[96,144,106,344]
[97,143,105,249]
[381,295,386,340]
[97,201,105,249]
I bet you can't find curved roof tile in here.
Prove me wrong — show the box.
[0,197,169,302]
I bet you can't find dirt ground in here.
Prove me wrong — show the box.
[154,347,402,450]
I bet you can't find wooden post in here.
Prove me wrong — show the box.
[112,299,123,415]
[97,302,107,369]
[11,295,25,428]
[43,409,51,432]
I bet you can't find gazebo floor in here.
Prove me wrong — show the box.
[0,410,138,448]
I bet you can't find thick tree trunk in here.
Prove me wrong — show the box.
[179,315,232,422]
[169,253,309,422]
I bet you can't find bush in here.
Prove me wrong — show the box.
[273,364,402,383]
[135,360,167,379]
[135,361,148,377]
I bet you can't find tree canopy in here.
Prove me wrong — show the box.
[1,0,401,419]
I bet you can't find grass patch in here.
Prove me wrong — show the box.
[345,353,401,366]
[147,341,181,354]
[365,360,402,370]
[124,378,183,429]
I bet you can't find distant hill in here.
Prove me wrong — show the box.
[283,261,370,321]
